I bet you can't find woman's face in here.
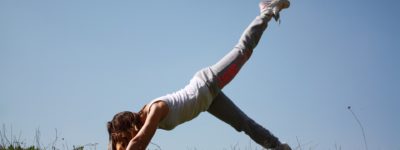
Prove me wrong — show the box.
[115,127,139,150]
[108,111,143,150]
[115,142,125,150]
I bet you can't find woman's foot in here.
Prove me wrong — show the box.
[275,143,292,150]
[259,0,290,22]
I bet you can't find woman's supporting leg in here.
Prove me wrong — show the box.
[210,15,271,89]
[207,92,280,148]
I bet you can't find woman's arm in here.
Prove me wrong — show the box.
[126,101,169,150]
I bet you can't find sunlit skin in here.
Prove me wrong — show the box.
[115,101,169,150]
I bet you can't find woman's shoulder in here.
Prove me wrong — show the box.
[145,100,169,117]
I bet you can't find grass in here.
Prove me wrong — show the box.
[1,124,348,150]
[0,124,92,150]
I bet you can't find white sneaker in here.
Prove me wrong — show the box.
[259,0,290,22]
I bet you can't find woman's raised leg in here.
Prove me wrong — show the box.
[210,14,271,89]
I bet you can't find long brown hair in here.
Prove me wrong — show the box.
[107,111,142,150]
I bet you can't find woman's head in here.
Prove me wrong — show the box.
[107,111,142,150]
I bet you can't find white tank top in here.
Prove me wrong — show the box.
[148,76,213,130]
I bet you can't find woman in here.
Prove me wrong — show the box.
[107,0,291,149]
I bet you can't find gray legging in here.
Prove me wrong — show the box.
[197,15,281,148]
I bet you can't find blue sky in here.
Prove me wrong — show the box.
[1,0,399,149]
